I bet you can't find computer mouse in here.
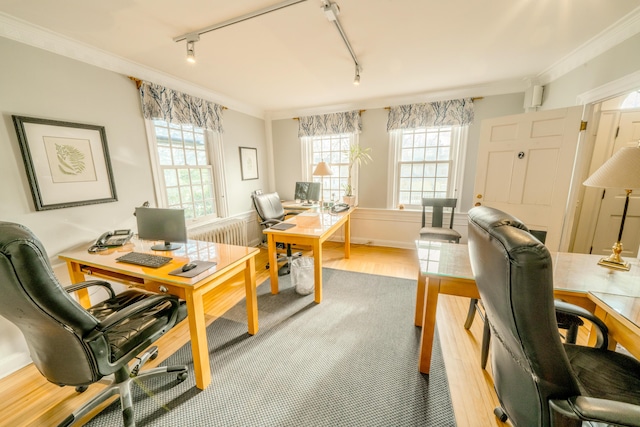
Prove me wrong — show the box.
[182,263,197,272]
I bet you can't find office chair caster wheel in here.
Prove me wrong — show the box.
[75,385,88,393]
[494,407,508,423]
[177,372,188,383]
[150,348,159,360]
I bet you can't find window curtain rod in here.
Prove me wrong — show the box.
[173,0,309,42]
[383,97,483,109]
[127,77,227,110]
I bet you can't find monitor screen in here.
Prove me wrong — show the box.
[135,207,187,251]
[294,181,321,203]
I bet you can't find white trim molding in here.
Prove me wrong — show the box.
[0,13,263,119]
[537,7,640,85]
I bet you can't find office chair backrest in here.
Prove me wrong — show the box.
[467,207,580,427]
[0,222,101,386]
[421,198,457,228]
[252,191,285,222]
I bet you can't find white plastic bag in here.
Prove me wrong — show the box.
[291,256,314,295]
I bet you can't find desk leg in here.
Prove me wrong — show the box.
[313,240,323,303]
[66,261,91,308]
[267,234,279,294]
[344,214,351,259]
[244,256,259,335]
[184,290,210,390]
[418,276,440,374]
[415,272,426,327]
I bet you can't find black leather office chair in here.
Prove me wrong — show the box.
[464,227,584,369]
[467,207,640,427]
[0,222,188,427]
[419,198,461,243]
[251,191,301,276]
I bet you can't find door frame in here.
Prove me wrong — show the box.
[561,71,640,252]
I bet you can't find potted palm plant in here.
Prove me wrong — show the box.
[343,144,372,206]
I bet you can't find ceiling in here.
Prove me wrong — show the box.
[1,0,640,118]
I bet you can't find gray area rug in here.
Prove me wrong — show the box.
[86,268,456,426]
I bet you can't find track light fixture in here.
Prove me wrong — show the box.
[185,34,199,64]
[321,1,361,85]
[173,0,362,84]
[353,66,361,86]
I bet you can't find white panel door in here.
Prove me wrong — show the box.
[474,107,583,250]
[590,111,640,258]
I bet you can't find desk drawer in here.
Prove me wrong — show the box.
[136,281,186,299]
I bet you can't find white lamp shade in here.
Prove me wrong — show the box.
[583,145,640,189]
[313,161,333,176]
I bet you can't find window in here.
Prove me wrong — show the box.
[621,90,640,109]
[302,133,357,201]
[148,119,221,221]
[388,126,466,209]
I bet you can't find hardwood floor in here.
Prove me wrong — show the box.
[0,242,506,426]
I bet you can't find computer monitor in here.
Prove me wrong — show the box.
[135,207,188,251]
[294,181,321,204]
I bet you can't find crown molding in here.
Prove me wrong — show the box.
[0,13,265,119]
[537,6,640,85]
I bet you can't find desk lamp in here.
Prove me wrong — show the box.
[313,161,333,209]
[583,142,640,270]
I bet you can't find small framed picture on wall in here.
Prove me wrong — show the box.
[239,146,258,180]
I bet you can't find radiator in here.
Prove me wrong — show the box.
[189,218,248,246]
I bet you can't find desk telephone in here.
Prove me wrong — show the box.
[331,203,349,213]
[88,229,133,253]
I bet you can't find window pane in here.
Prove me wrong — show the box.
[153,121,217,220]
[395,126,458,207]
[190,169,201,184]
[166,187,180,206]
[181,186,192,203]
[164,169,178,186]
[158,147,172,165]
[178,169,190,186]
[310,134,353,198]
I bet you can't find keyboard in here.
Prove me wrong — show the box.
[116,252,173,268]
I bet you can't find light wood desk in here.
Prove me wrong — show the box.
[281,200,318,214]
[415,240,640,374]
[263,207,353,303]
[59,239,259,390]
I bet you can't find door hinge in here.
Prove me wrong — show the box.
[580,121,588,131]
[615,126,620,138]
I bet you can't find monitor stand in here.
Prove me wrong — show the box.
[151,241,182,251]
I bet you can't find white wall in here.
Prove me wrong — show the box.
[0,36,269,378]
[269,93,526,234]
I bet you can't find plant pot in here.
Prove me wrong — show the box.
[343,195,356,206]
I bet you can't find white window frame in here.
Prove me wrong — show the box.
[144,120,228,224]
[301,133,359,202]
[386,125,467,210]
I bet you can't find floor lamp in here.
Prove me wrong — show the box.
[312,161,333,209]
[583,142,640,270]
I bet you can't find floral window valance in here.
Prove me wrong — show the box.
[298,110,362,137]
[387,98,474,131]
[138,81,224,133]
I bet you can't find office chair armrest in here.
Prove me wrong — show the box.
[65,280,116,299]
[261,219,283,227]
[550,396,640,427]
[554,300,608,349]
[96,294,181,332]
